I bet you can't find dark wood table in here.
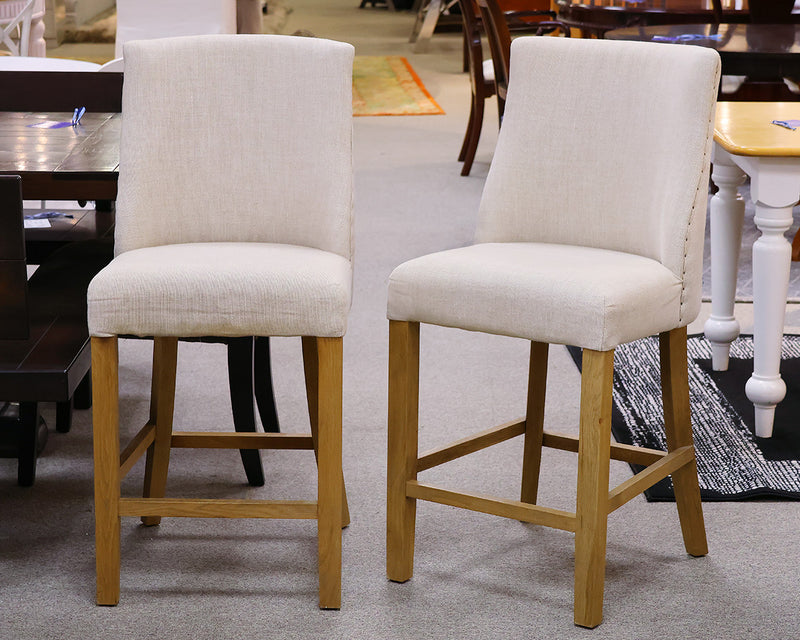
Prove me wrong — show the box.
[605,23,800,79]
[0,110,120,201]
[555,0,800,37]
[0,91,278,487]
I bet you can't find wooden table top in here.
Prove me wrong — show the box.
[0,111,120,200]
[715,101,800,157]
[605,23,800,79]
[0,111,120,174]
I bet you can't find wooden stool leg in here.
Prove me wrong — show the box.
[92,335,121,606]
[303,336,350,528]
[314,336,343,609]
[386,320,420,583]
[573,348,614,629]
[521,341,548,504]
[141,337,178,527]
[659,327,708,557]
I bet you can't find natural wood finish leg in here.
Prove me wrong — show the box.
[92,336,121,606]
[659,328,708,557]
[303,336,350,528]
[313,337,343,609]
[573,348,614,629]
[521,341,548,504]
[141,337,178,527]
[386,320,420,583]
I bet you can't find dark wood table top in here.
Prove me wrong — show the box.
[555,0,800,36]
[605,23,800,79]
[0,111,120,200]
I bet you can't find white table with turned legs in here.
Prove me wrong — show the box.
[705,101,800,438]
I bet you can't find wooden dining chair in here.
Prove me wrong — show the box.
[88,34,354,608]
[477,0,569,122]
[457,0,569,175]
[387,36,720,627]
[456,0,495,176]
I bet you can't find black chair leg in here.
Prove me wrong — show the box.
[227,337,266,487]
[254,337,280,434]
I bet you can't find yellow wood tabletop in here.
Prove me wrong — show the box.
[715,102,800,157]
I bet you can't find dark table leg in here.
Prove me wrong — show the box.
[16,402,45,487]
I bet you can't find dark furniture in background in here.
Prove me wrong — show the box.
[0,70,279,486]
[605,22,800,82]
[456,0,569,175]
[456,0,497,176]
[477,0,569,113]
[554,0,800,38]
[0,175,100,485]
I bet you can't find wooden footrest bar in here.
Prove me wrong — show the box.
[417,419,526,472]
[119,422,156,477]
[607,445,694,513]
[542,430,666,466]
[170,432,315,450]
[407,480,577,532]
[118,497,318,519]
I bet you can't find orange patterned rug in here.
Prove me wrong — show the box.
[353,56,444,117]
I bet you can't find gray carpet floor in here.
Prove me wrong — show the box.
[4,2,800,638]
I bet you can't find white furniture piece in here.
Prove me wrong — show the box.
[704,101,800,438]
[0,54,98,69]
[0,0,45,57]
[87,34,354,609]
[386,36,720,628]
[114,0,237,58]
[96,57,123,72]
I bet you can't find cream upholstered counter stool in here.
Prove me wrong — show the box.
[386,37,720,628]
[87,34,354,609]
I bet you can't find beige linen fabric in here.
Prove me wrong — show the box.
[388,242,683,351]
[388,37,720,351]
[88,243,352,338]
[88,35,355,338]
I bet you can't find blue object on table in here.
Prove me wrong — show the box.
[772,119,800,130]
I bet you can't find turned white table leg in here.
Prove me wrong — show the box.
[705,147,746,371]
[734,155,800,438]
[746,200,793,437]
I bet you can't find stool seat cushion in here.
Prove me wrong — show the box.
[387,242,683,352]
[88,242,352,338]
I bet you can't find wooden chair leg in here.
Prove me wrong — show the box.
[659,327,708,557]
[141,337,178,527]
[313,336,343,609]
[521,341,548,504]
[386,320,420,583]
[92,335,121,606]
[458,98,475,162]
[227,337,265,487]
[573,348,614,629]
[303,336,350,528]
[460,94,485,177]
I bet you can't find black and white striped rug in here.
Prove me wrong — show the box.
[570,335,800,501]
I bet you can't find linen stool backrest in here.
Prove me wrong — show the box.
[113,34,354,261]
[476,37,720,322]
